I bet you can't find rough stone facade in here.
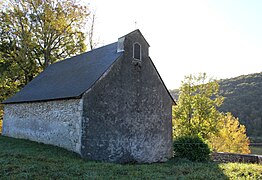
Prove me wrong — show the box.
[3,99,83,153]
[2,30,174,163]
[81,31,173,163]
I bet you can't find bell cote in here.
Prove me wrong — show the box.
[117,29,150,62]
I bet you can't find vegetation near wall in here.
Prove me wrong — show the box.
[0,119,2,134]
[171,72,262,142]
[173,73,223,139]
[0,136,261,179]
[0,0,92,122]
[0,103,3,134]
[173,135,211,162]
[172,73,250,154]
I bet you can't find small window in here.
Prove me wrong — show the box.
[133,43,141,60]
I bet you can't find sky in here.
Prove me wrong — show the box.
[85,0,262,89]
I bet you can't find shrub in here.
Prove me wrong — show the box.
[173,135,211,162]
[0,120,2,134]
[0,106,3,134]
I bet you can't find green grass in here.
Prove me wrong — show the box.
[0,135,261,179]
[250,146,262,155]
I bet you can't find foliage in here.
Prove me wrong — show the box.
[0,0,90,121]
[209,113,250,154]
[1,136,261,179]
[173,73,223,139]
[173,135,211,162]
[0,120,2,134]
[220,163,262,180]
[219,72,262,139]
[0,71,21,122]
[250,146,262,155]
[173,73,251,154]
[171,72,262,140]
[0,104,2,133]
[0,0,89,83]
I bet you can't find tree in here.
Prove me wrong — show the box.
[0,0,91,125]
[0,0,89,84]
[87,12,99,50]
[0,118,2,134]
[173,73,250,154]
[209,113,250,154]
[0,52,22,132]
[173,73,223,139]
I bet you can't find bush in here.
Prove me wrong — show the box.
[173,135,211,162]
[0,120,2,134]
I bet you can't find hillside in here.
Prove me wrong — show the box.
[219,72,262,139]
[170,72,262,140]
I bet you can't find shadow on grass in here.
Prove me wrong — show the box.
[165,157,229,179]
[1,135,261,179]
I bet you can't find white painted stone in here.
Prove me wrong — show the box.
[2,99,83,153]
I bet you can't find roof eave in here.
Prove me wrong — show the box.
[2,95,83,105]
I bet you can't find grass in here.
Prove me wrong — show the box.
[0,135,261,179]
[250,146,262,155]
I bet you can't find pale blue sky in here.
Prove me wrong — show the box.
[85,0,262,89]
[210,0,262,45]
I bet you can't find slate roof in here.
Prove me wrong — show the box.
[119,29,150,47]
[3,42,123,104]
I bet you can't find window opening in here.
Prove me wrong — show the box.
[133,43,141,60]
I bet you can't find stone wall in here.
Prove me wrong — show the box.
[2,99,82,153]
[212,152,262,164]
[81,30,173,163]
[2,31,173,163]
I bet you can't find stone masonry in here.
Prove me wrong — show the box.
[2,30,174,163]
[3,99,83,153]
[80,30,173,163]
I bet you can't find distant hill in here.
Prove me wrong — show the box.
[170,72,262,140]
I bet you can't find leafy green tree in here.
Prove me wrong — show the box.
[174,73,262,141]
[0,0,91,124]
[0,119,2,134]
[173,73,223,139]
[0,0,89,84]
[0,52,23,131]
[173,73,251,154]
